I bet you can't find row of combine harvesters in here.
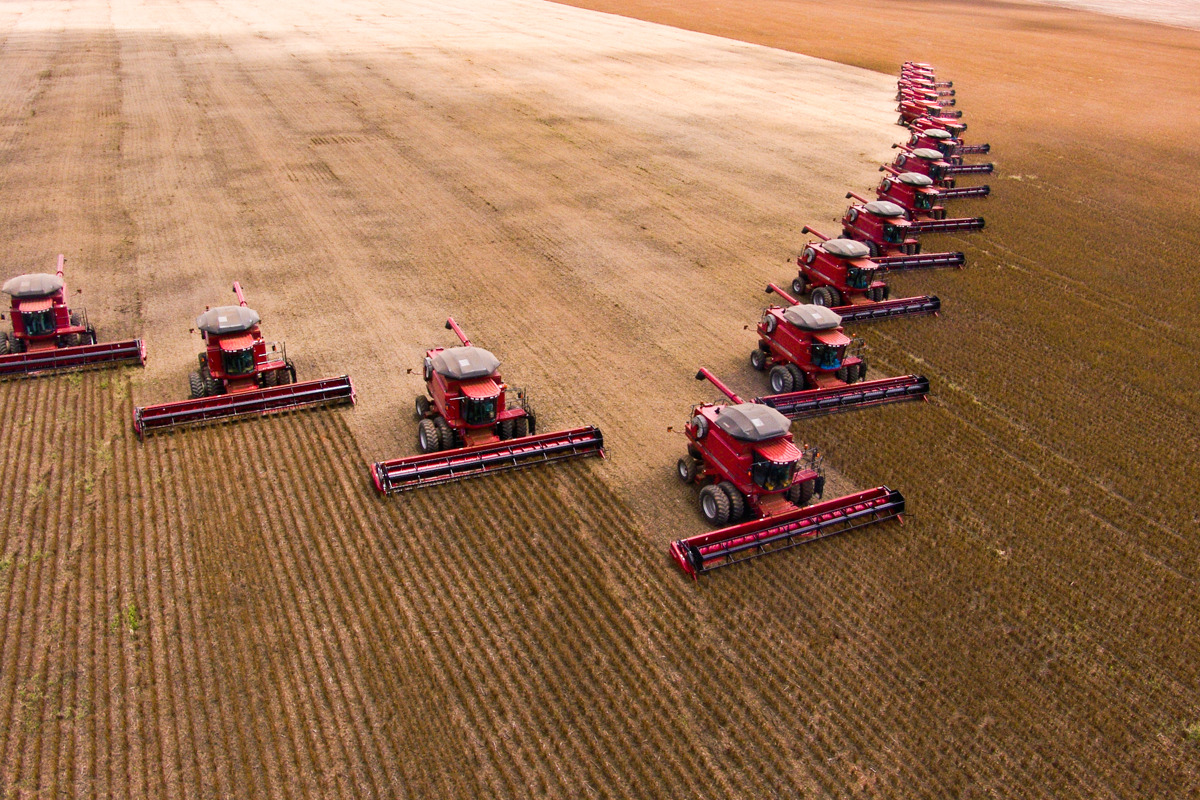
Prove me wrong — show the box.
[667,61,995,578]
[1,62,985,583]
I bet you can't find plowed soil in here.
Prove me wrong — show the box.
[1,0,1198,797]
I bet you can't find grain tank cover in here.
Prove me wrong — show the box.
[864,200,906,218]
[898,172,934,187]
[912,148,945,161]
[196,305,261,335]
[922,127,952,140]
[432,346,500,380]
[3,273,63,298]
[782,304,842,331]
[714,403,792,442]
[822,239,872,260]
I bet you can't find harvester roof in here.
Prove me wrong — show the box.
[196,305,261,335]
[821,239,872,259]
[754,438,804,464]
[3,273,63,298]
[911,148,944,161]
[217,332,256,352]
[921,127,952,140]
[897,172,934,187]
[431,345,500,380]
[864,200,907,218]
[782,304,842,331]
[713,403,791,442]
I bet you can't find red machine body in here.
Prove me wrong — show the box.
[897,78,954,99]
[898,97,962,127]
[670,369,905,578]
[793,227,943,322]
[907,114,968,138]
[839,196,922,256]
[849,185,984,238]
[907,126,990,158]
[370,318,604,493]
[890,144,993,189]
[876,168,990,222]
[133,281,355,435]
[0,254,146,378]
[750,284,929,418]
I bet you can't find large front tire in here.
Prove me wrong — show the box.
[769,365,793,394]
[699,485,730,527]
[417,419,440,453]
[188,371,205,400]
[718,482,746,522]
[677,456,697,483]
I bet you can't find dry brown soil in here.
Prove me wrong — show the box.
[1,0,1199,797]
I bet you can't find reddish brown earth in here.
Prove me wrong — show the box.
[1,0,1198,797]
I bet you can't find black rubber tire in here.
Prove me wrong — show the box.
[750,349,767,371]
[866,241,880,258]
[277,366,294,385]
[202,372,220,397]
[792,276,808,297]
[824,286,842,307]
[417,419,440,453]
[787,478,816,507]
[836,366,848,383]
[718,482,745,522]
[188,371,205,400]
[65,333,82,347]
[415,395,431,419]
[513,416,529,438]
[786,364,806,391]
[699,484,730,527]
[845,363,860,384]
[262,369,278,387]
[10,336,24,353]
[498,418,515,440]
[0,332,9,355]
[769,365,793,394]
[859,360,868,380]
[810,287,832,307]
[438,425,458,451]
[677,456,696,484]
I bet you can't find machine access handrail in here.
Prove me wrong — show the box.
[670,486,905,578]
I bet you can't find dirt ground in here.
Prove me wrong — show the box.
[1,0,1199,797]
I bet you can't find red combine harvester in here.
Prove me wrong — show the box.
[794,227,944,323]
[750,284,929,419]
[898,86,956,109]
[370,318,604,494]
[890,144,993,188]
[847,188,984,239]
[897,78,954,99]
[133,282,355,436]
[898,97,962,127]
[838,195,977,261]
[907,113,968,138]
[877,169,990,221]
[669,369,905,578]
[0,254,145,378]
[908,126,990,158]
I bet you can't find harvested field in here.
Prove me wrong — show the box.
[1,0,1199,797]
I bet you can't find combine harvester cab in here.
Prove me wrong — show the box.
[670,369,905,578]
[909,125,990,158]
[370,317,604,494]
[749,284,929,419]
[890,144,993,189]
[877,168,989,223]
[839,195,969,270]
[0,255,146,379]
[793,226,942,323]
[133,281,355,437]
[908,113,968,138]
